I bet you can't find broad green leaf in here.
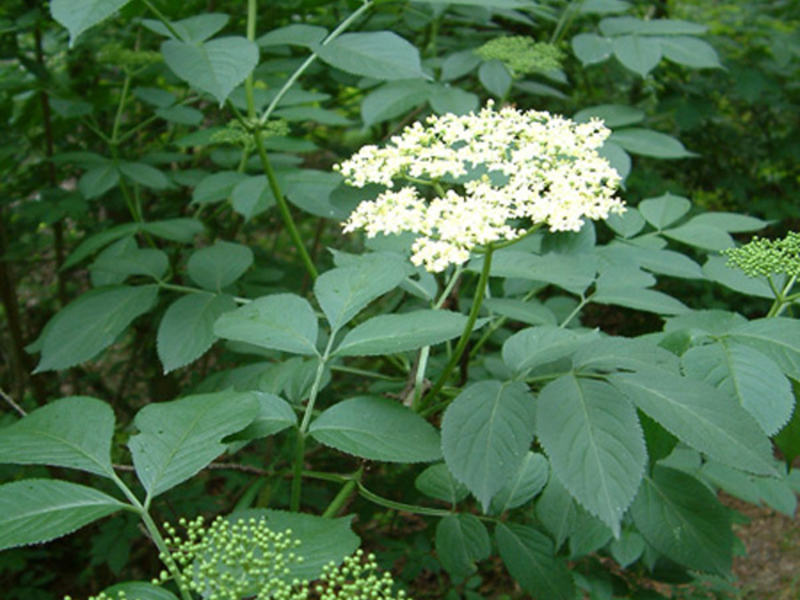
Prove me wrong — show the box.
[700,461,761,505]
[134,87,176,108]
[361,80,431,127]
[129,390,259,500]
[572,33,613,65]
[143,14,229,43]
[429,84,480,115]
[192,171,248,204]
[729,318,800,380]
[101,583,179,600]
[257,24,328,48]
[478,60,512,98]
[606,209,645,238]
[658,36,722,69]
[0,396,115,477]
[156,105,204,125]
[662,223,733,251]
[775,380,800,467]
[631,466,733,575]
[600,17,707,36]
[188,241,253,292]
[51,0,133,46]
[610,529,646,568]
[610,368,777,475]
[610,129,695,158]
[118,161,171,190]
[502,326,600,376]
[483,297,557,326]
[682,342,794,435]
[436,514,490,582]
[702,255,775,299]
[690,212,767,233]
[309,396,441,463]
[161,37,259,105]
[157,293,237,373]
[283,170,347,220]
[63,223,140,269]
[495,522,575,600]
[573,337,680,375]
[484,250,597,294]
[536,476,578,549]
[79,163,120,198]
[273,106,352,126]
[580,0,631,15]
[630,246,703,279]
[314,254,408,332]
[226,393,297,441]
[415,463,469,504]
[231,175,274,220]
[441,381,535,510]
[489,452,549,514]
[598,140,632,179]
[537,375,646,536]
[613,35,662,77]
[440,49,483,81]
[638,193,691,229]
[35,285,159,372]
[214,294,319,356]
[228,509,359,581]
[317,32,426,81]
[568,508,613,557]
[90,247,169,281]
[0,480,127,551]
[414,0,536,7]
[591,287,689,315]
[663,309,747,336]
[334,310,471,357]
[143,218,205,243]
[574,104,645,128]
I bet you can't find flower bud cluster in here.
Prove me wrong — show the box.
[475,37,564,76]
[336,101,624,271]
[724,231,800,278]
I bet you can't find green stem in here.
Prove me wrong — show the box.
[157,282,250,304]
[258,0,375,126]
[141,0,183,40]
[357,482,451,517]
[551,0,587,45]
[322,467,363,518]
[422,245,494,409]
[767,274,798,318]
[560,294,591,328]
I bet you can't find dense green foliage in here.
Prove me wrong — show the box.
[1,1,799,599]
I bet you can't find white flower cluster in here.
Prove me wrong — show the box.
[337,102,624,272]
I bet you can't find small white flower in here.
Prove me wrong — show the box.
[337,101,625,272]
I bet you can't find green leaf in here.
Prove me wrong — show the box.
[613,35,663,77]
[333,310,472,357]
[90,246,169,282]
[0,480,127,551]
[157,293,237,373]
[610,129,695,158]
[79,163,120,198]
[609,368,777,476]
[658,36,722,69]
[536,477,578,549]
[225,393,297,442]
[436,514,490,581]
[188,241,253,292]
[682,342,794,435]
[598,140,632,180]
[428,84,479,115]
[630,246,704,279]
[690,212,767,233]
[495,522,575,600]
[161,37,259,105]
[273,106,352,126]
[600,17,707,36]
[231,176,275,220]
[309,396,441,463]
[702,255,776,299]
[440,49,482,81]
[101,582,179,600]
[0,396,115,477]
[143,14,229,43]
[489,452,549,514]
[50,0,133,46]
[591,287,689,315]
[572,33,613,65]
[118,161,171,190]
[574,104,645,128]
[638,193,691,229]
[662,223,734,251]
[573,336,680,375]
[192,171,248,204]
[610,529,646,568]
[360,80,431,127]
[631,466,733,575]
[415,463,469,504]
[142,218,205,243]
[229,509,359,581]
[317,32,426,81]
[503,326,600,376]
[775,380,800,467]
[728,318,800,381]
[606,209,645,238]
[314,254,408,332]
[483,298,557,327]
[484,250,597,295]
[478,60,512,98]
[283,170,347,220]
[63,223,140,269]
[442,381,535,511]
[214,294,319,356]
[414,0,537,7]
[537,375,646,536]
[129,391,259,500]
[35,285,159,372]
[580,0,631,15]
[664,309,747,336]
[257,24,328,48]
[156,105,204,126]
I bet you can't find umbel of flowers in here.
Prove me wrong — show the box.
[337,101,625,272]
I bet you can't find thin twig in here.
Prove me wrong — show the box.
[0,388,27,417]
